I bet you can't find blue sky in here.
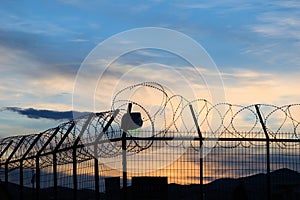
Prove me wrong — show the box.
[1,0,300,137]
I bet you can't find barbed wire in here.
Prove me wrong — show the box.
[0,82,299,169]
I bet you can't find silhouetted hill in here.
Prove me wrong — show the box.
[0,181,100,200]
[168,168,300,200]
[1,168,300,200]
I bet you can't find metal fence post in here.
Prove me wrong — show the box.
[189,105,204,200]
[35,127,60,200]
[53,153,58,200]
[93,110,119,200]
[19,133,43,200]
[255,105,271,200]
[122,104,133,200]
[94,148,100,200]
[20,161,24,200]
[73,147,78,200]
[72,113,95,200]
[5,162,8,188]
[53,122,75,200]
[122,130,127,200]
[35,156,40,200]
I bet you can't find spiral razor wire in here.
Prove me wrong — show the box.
[0,82,299,169]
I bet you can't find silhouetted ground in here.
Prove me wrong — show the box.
[1,168,300,200]
[167,168,300,200]
[0,181,99,200]
[0,181,11,200]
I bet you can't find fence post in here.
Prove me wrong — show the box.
[93,110,119,200]
[73,147,78,200]
[189,105,204,200]
[20,161,24,200]
[72,113,95,200]
[53,153,58,200]
[121,103,133,200]
[94,147,100,200]
[5,162,8,188]
[122,129,127,200]
[255,105,271,200]
[19,133,43,200]
[36,156,40,200]
[35,127,60,200]
[52,122,75,200]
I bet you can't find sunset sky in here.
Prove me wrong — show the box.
[1,0,300,137]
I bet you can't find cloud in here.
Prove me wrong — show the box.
[0,10,92,73]
[73,53,300,112]
[273,0,300,8]
[174,0,266,12]
[248,1,300,42]
[0,28,83,76]
[73,59,223,113]
[0,44,77,110]
[68,38,89,42]
[240,43,279,56]
[3,107,88,121]
[0,11,73,36]
[222,68,300,105]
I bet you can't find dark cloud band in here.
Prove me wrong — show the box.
[3,107,88,121]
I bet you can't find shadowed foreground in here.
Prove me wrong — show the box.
[1,168,300,200]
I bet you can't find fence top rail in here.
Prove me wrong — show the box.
[2,132,300,167]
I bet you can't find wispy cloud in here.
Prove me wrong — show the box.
[174,1,267,12]
[240,43,279,56]
[68,38,89,42]
[251,15,300,40]
[273,0,300,8]
[0,12,73,36]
